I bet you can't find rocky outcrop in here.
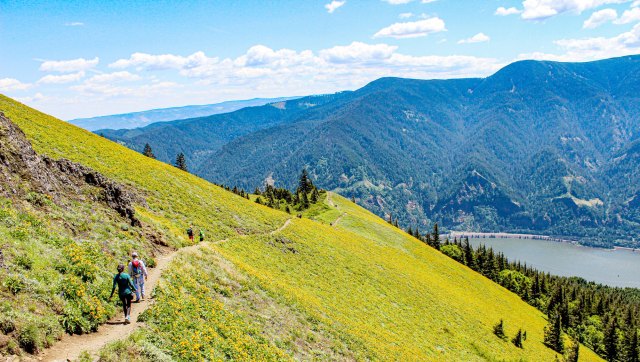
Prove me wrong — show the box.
[0,112,141,226]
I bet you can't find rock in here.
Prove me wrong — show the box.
[0,113,142,226]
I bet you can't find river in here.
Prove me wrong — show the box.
[457,235,640,288]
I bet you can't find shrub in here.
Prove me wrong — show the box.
[17,322,42,354]
[3,275,25,294]
[493,319,506,340]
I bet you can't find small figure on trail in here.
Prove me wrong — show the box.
[109,264,136,324]
[187,225,194,241]
[199,229,205,242]
[128,251,148,302]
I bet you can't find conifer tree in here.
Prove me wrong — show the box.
[566,336,579,362]
[311,188,319,203]
[255,197,263,205]
[175,153,188,171]
[432,223,440,245]
[285,205,291,214]
[463,237,474,267]
[512,329,524,348]
[624,327,639,362]
[301,191,310,209]
[143,143,155,158]
[493,319,506,340]
[298,168,313,195]
[604,317,618,361]
[544,313,564,353]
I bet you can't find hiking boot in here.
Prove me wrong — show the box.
[124,317,131,324]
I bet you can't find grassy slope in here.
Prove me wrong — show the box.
[0,95,601,361]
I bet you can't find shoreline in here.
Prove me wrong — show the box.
[444,231,640,253]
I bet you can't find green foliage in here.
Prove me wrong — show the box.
[440,244,463,263]
[175,152,187,171]
[493,319,506,340]
[498,270,532,298]
[544,313,565,353]
[512,329,524,349]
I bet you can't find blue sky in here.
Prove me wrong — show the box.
[2,0,640,119]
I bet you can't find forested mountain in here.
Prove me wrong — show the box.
[70,96,298,131]
[104,55,640,247]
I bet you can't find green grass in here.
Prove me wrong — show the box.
[0,95,603,361]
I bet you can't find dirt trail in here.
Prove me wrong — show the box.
[332,213,346,227]
[40,219,292,361]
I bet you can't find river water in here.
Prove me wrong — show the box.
[462,236,640,288]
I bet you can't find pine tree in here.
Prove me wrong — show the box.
[285,205,291,214]
[301,191,310,209]
[512,329,523,348]
[624,327,639,362]
[432,223,440,245]
[604,317,618,362]
[298,168,313,195]
[143,143,155,158]
[255,196,263,205]
[566,336,580,362]
[254,187,262,195]
[544,313,564,353]
[493,319,506,340]
[311,188,319,203]
[463,237,474,268]
[175,153,187,171]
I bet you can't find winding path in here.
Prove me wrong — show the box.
[40,219,292,361]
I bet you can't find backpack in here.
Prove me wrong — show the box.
[132,259,141,276]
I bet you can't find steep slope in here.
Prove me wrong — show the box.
[0,95,602,361]
[70,97,298,131]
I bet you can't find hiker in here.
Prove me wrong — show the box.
[199,229,205,242]
[109,264,136,324]
[187,225,194,241]
[128,251,148,302]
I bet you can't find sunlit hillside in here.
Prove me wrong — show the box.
[0,95,602,360]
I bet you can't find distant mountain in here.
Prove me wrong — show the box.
[69,97,299,131]
[103,55,640,247]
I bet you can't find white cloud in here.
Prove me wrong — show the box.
[320,42,398,63]
[38,71,85,84]
[109,51,213,71]
[383,0,413,4]
[421,0,438,3]
[325,1,345,13]
[0,78,31,91]
[584,8,618,27]
[518,22,640,61]
[495,6,522,16]
[64,22,84,26]
[39,57,99,73]
[87,71,141,83]
[399,12,414,18]
[457,32,491,44]
[521,0,630,21]
[71,72,170,97]
[615,6,640,23]
[15,93,46,103]
[373,17,446,38]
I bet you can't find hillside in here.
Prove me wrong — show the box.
[0,94,604,360]
[104,55,640,247]
[69,97,299,131]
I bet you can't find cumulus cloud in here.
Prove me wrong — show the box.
[584,8,618,27]
[71,71,171,97]
[320,42,398,63]
[38,71,85,84]
[383,0,413,4]
[39,57,99,73]
[109,51,213,70]
[373,17,446,38]
[521,0,629,21]
[457,33,491,44]
[615,6,640,23]
[495,6,522,16]
[518,22,640,61]
[15,93,46,103]
[0,78,31,91]
[325,1,345,13]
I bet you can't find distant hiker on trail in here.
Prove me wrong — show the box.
[128,252,148,302]
[187,225,194,241]
[109,264,136,324]
[199,229,205,242]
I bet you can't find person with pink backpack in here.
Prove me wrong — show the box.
[128,251,148,302]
